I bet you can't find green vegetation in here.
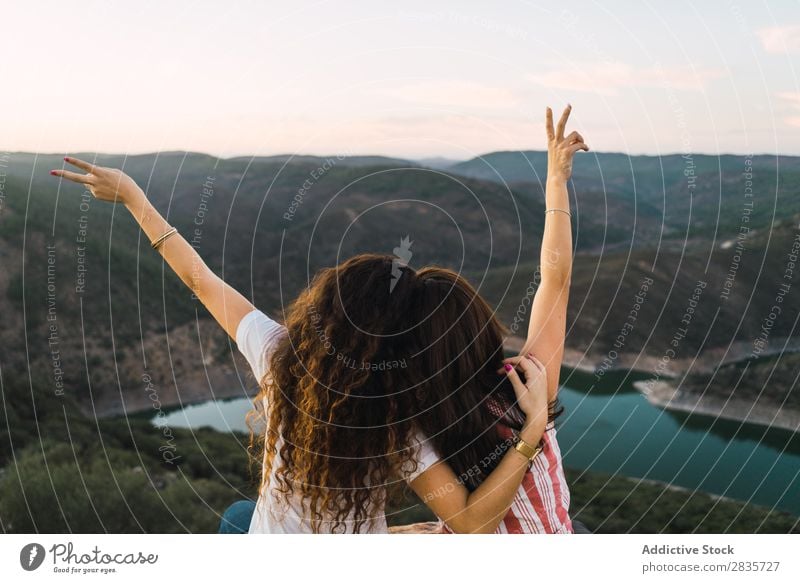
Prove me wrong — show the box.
[564,469,799,534]
[0,377,255,533]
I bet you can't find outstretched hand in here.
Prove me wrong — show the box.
[50,157,144,206]
[546,104,589,182]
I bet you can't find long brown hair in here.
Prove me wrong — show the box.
[408,266,562,490]
[249,254,426,533]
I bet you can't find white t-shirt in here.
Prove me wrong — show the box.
[236,309,440,533]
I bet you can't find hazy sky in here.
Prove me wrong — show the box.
[1,0,798,159]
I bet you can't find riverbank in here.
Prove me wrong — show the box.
[505,337,685,378]
[504,335,800,433]
[505,335,800,379]
[634,379,800,433]
[90,364,258,418]
[80,318,260,418]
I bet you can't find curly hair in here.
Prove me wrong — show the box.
[247,254,427,533]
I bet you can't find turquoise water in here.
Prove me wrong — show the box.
[155,368,800,514]
[557,369,799,515]
[154,397,257,433]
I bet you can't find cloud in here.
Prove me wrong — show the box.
[777,92,800,127]
[528,62,724,96]
[777,92,800,105]
[382,81,521,109]
[757,25,800,54]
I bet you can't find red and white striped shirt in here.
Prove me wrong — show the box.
[444,393,573,535]
[441,423,572,534]
[494,422,573,534]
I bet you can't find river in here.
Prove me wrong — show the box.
[154,367,800,515]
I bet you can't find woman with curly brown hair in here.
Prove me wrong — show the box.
[51,104,587,534]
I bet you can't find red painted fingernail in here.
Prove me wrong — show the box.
[504,364,513,372]
[63,156,69,161]
[50,170,57,175]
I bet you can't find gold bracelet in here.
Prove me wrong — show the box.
[151,226,178,250]
[545,208,572,217]
[513,435,543,462]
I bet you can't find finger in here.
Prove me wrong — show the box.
[565,131,584,143]
[501,354,541,366]
[64,156,97,174]
[497,355,528,373]
[556,104,571,140]
[503,363,528,400]
[568,142,590,153]
[50,169,94,184]
[500,355,539,381]
[497,357,517,373]
[545,107,555,142]
[498,354,544,374]
[515,355,539,380]
[526,354,546,373]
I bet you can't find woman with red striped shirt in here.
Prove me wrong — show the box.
[405,104,586,533]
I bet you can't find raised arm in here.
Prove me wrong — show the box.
[519,105,589,401]
[51,157,254,339]
[409,355,549,534]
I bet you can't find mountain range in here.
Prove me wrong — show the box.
[0,149,797,421]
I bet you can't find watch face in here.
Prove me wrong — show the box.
[515,440,537,459]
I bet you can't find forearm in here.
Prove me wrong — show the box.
[540,177,573,285]
[124,190,210,294]
[52,158,254,339]
[412,360,549,534]
[458,423,544,533]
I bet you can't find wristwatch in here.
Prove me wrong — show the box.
[513,435,544,463]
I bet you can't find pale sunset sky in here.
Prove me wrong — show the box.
[1,0,798,159]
